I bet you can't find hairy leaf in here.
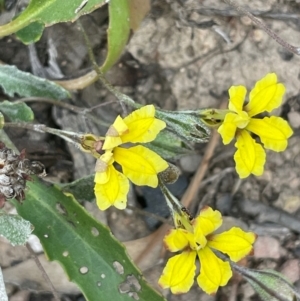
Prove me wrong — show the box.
[0,65,70,99]
[145,130,193,160]
[0,213,33,246]
[0,100,34,122]
[59,174,95,202]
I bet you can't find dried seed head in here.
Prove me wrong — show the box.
[0,141,46,207]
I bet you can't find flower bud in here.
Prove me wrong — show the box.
[199,108,229,128]
[80,134,104,158]
[159,163,180,184]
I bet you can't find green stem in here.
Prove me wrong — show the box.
[77,20,138,110]
[4,122,82,148]
[15,97,112,127]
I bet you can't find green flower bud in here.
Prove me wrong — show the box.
[199,108,230,128]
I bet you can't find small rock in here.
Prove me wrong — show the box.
[179,154,202,173]
[4,283,15,296]
[240,282,255,300]
[0,239,30,268]
[240,16,252,26]
[9,290,30,301]
[215,194,232,215]
[254,236,281,259]
[279,259,300,283]
[275,192,300,214]
[27,235,43,253]
[288,111,300,129]
[252,29,264,42]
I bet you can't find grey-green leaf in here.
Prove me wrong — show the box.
[0,213,33,246]
[0,100,34,122]
[0,65,70,99]
[59,174,95,202]
[145,130,193,160]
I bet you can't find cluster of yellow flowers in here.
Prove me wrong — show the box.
[158,207,255,294]
[218,73,293,178]
[87,73,292,295]
[93,105,168,210]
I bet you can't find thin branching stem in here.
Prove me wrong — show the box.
[224,0,300,55]
[76,20,138,112]
[4,122,82,148]
[26,243,60,301]
[15,97,113,127]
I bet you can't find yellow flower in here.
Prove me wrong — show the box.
[218,73,293,178]
[94,105,169,210]
[158,207,256,295]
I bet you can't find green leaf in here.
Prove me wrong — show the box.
[145,130,193,160]
[13,180,166,301]
[0,213,33,246]
[0,0,109,38]
[15,21,45,44]
[0,0,4,12]
[0,65,70,99]
[100,0,130,72]
[59,174,95,202]
[0,100,34,122]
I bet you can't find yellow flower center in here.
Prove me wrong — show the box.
[234,110,250,129]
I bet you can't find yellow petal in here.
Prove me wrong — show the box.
[194,207,222,244]
[103,116,128,150]
[246,116,293,152]
[197,247,232,294]
[94,165,129,210]
[218,112,239,145]
[234,130,266,178]
[228,85,247,112]
[94,151,114,175]
[164,229,192,252]
[207,227,256,262]
[121,105,166,144]
[114,145,168,187]
[159,251,197,294]
[245,73,285,117]
[94,170,109,184]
